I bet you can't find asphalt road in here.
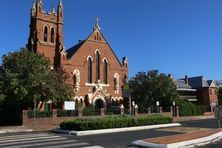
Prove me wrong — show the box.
[72,118,222,147]
[72,129,180,148]
[2,118,222,148]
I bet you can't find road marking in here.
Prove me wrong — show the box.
[81,146,104,148]
[43,142,90,148]
[0,135,61,143]
[0,137,67,146]
[0,133,52,141]
[3,139,81,148]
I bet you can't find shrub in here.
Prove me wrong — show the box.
[60,115,172,131]
[28,111,51,118]
[175,99,206,116]
[82,107,99,116]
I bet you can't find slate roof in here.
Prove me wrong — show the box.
[175,80,192,89]
[66,40,85,59]
[207,80,213,86]
[180,76,209,88]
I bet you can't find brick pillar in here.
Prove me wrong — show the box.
[100,108,105,116]
[78,108,82,117]
[148,107,151,114]
[22,110,28,126]
[176,106,180,117]
[120,104,124,115]
[52,109,57,118]
[160,107,163,114]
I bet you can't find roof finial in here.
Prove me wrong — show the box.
[93,17,101,30]
[59,0,63,7]
[52,5,55,13]
[32,0,36,10]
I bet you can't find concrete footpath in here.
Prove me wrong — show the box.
[132,129,222,148]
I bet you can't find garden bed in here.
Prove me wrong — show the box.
[60,115,173,131]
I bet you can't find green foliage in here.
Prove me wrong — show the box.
[28,111,52,118]
[60,115,173,131]
[130,70,179,109]
[0,48,74,125]
[215,81,221,105]
[82,107,99,116]
[57,110,77,117]
[175,99,206,116]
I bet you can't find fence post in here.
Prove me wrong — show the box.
[176,106,180,117]
[120,104,124,115]
[170,106,174,117]
[148,107,151,114]
[52,109,57,118]
[22,110,28,126]
[160,107,162,114]
[134,104,138,116]
[78,108,82,117]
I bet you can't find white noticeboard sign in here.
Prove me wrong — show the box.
[64,101,75,111]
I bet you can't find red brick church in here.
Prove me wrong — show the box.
[27,0,128,108]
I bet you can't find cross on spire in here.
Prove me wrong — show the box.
[93,17,101,30]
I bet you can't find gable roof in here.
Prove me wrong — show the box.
[207,80,218,88]
[66,40,85,59]
[65,26,123,66]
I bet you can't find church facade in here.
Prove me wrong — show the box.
[27,0,128,108]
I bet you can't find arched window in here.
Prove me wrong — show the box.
[103,60,108,84]
[88,57,92,83]
[43,26,48,42]
[51,28,55,43]
[73,75,77,88]
[96,51,100,80]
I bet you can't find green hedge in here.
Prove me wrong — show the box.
[60,115,172,131]
[175,99,206,116]
[28,111,51,118]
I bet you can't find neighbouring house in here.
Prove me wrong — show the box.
[27,0,128,109]
[176,75,218,109]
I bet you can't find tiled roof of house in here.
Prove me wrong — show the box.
[175,80,192,89]
[179,76,209,88]
[187,76,209,88]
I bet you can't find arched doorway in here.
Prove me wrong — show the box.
[95,99,104,110]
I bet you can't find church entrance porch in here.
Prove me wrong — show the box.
[94,99,105,110]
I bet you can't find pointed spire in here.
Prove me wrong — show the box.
[59,0,63,7]
[52,5,55,13]
[93,17,101,31]
[32,0,36,10]
[37,0,42,5]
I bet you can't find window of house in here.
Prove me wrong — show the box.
[51,28,55,43]
[103,60,108,84]
[44,26,48,42]
[96,51,100,80]
[88,57,92,83]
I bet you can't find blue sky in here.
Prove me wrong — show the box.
[0,0,222,80]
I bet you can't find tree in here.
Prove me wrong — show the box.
[0,48,74,125]
[216,80,222,105]
[129,70,178,109]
